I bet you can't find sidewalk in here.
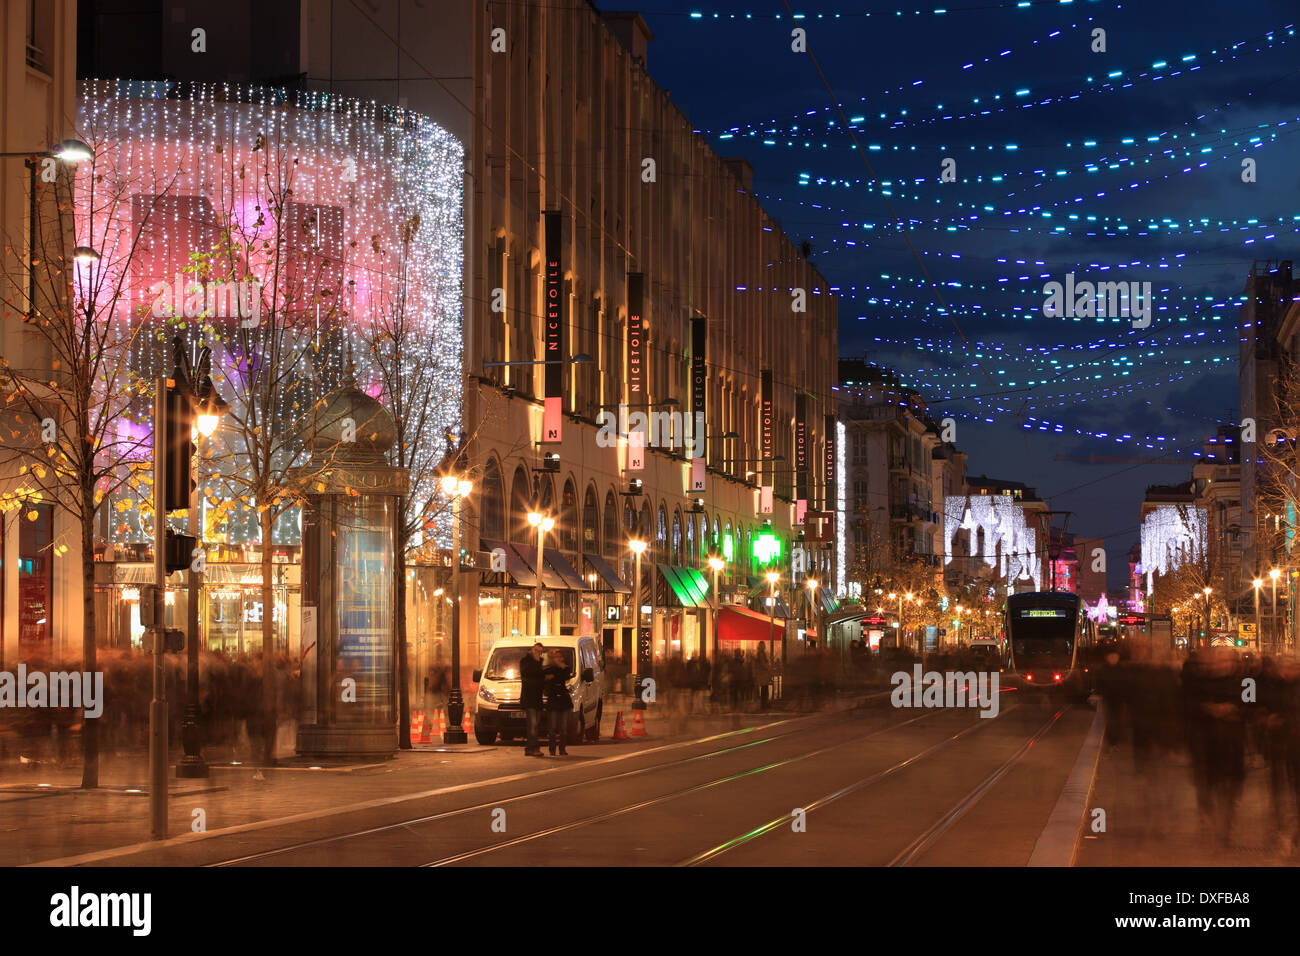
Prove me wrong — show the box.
[0,700,806,866]
[1076,737,1293,866]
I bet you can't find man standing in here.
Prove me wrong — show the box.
[521,643,546,756]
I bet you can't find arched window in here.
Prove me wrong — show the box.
[672,511,683,565]
[583,484,600,555]
[510,466,532,544]
[536,476,555,516]
[559,479,578,554]
[685,513,695,566]
[481,457,505,541]
[656,506,668,563]
[603,490,618,559]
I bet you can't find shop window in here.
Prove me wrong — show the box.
[18,504,54,651]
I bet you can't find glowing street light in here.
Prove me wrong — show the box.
[630,538,649,709]
[528,511,555,635]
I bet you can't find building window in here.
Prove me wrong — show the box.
[582,484,600,554]
[19,503,54,650]
[481,458,506,540]
[604,491,619,560]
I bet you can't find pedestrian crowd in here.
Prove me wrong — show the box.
[0,647,300,769]
[1097,642,1300,851]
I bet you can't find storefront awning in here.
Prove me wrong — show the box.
[584,553,631,594]
[657,564,713,608]
[543,550,587,591]
[719,605,787,643]
[479,539,538,588]
[815,587,840,615]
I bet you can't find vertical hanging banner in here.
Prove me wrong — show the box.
[543,211,563,443]
[824,412,837,519]
[760,368,774,515]
[795,393,808,525]
[626,273,645,471]
[690,315,707,492]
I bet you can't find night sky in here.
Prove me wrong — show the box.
[641,0,1299,588]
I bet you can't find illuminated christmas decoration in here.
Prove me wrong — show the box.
[77,79,464,549]
[944,494,1042,591]
[1139,504,1207,581]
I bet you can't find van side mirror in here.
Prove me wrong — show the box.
[581,667,594,683]
[472,669,482,683]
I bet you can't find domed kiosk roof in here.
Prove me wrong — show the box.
[312,372,397,463]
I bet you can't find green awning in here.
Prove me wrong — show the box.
[657,564,713,608]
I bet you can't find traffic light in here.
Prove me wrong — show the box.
[163,380,196,513]
[626,477,643,496]
[164,528,196,574]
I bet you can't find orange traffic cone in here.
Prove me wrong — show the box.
[463,709,472,734]
[411,710,424,743]
[612,711,629,740]
[629,710,647,737]
[419,713,432,744]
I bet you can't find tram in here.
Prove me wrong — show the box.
[1004,591,1094,694]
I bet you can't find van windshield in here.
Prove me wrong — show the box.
[483,646,575,681]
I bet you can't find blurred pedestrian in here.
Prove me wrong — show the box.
[520,643,545,756]
[543,649,573,756]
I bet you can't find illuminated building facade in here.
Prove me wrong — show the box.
[74,79,463,657]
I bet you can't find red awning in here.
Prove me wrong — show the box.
[718,605,787,643]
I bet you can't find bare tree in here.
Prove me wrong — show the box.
[193,134,346,765]
[0,128,182,787]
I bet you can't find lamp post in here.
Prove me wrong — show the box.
[806,577,820,650]
[905,592,915,658]
[630,538,648,709]
[765,570,780,665]
[1253,577,1263,652]
[528,511,554,635]
[1270,568,1281,651]
[1202,586,1213,647]
[178,346,227,779]
[707,554,724,688]
[442,475,474,743]
[1,140,93,320]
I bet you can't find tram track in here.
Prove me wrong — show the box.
[208,704,909,866]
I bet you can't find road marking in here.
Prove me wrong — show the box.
[26,716,808,867]
[1028,705,1104,866]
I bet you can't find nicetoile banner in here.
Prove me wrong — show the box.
[691,315,707,492]
[543,210,563,443]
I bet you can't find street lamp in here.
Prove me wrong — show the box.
[440,474,474,744]
[2,139,95,324]
[707,554,725,670]
[630,538,649,710]
[1202,586,1212,646]
[527,510,555,635]
[805,577,820,650]
[1253,577,1264,652]
[1270,568,1282,649]
[177,345,227,781]
[765,570,780,679]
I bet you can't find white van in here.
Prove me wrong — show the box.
[471,635,606,746]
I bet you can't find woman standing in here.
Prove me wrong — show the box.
[543,650,574,756]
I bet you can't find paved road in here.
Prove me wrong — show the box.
[54,692,1098,867]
